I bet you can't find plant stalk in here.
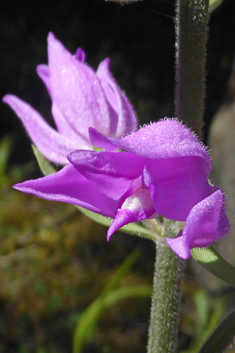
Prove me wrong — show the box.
[175,0,210,136]
[147,220,185,353]
[147,1,210,351]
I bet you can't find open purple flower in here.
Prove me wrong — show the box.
[3,33,137,165]
[13,119,230,259]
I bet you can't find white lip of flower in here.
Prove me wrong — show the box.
[121,187,157,219]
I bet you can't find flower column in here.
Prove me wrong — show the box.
[147,1,210,352]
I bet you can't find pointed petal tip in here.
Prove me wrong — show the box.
[48,32,56,42]
[106,230,112,242]
[12,182,26,192]
[74,47,86,63]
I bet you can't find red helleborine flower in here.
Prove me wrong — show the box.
[12,119,230,260]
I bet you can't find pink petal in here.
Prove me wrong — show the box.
[165,190,230,259]
[97,58,138,138]
[89,127,118,152]
[89,120,211,169]
[37,64,51,96]
[74,47,86,63]
[51,103,92,149]
[107,188,157,240]
[47,33,112,140]
[3,95,78,165]
[37,63,92,149]
[144,156,211,221]
[68,150,144,200]
[13,164,118,218]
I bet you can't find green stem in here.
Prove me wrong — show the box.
[147,1,210,352]
[147,221,185,353]
[175,0,210,136]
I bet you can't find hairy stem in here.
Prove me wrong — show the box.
[175,0,210,136]
[147,1,210,351]
[147,220,185,353]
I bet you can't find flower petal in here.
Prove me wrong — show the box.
[165,190,230,259]
[107,188,157,240]
[144,156,211,221]
[74,47,86,63]
[89,120,211,168]
[2,94,78,165]
[13,164,119,217]
[48,32,112,140]
[97,58,138,137]
[37,64,51,96]
[51,103,92,149]
[37,63,92,149]
[89,127,118,151]
[68,150,144,200]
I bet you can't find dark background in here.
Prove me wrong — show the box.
[1,0,235,165]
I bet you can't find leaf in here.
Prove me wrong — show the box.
[209,0,224,12]
[72,249,151,353]
[0,136,11,181]
[198,310,235,353]
[73,285,152,353]
[32,145,57,176]
[75,205,157,240]
[191,246,235,287]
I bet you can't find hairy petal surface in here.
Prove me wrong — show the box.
[68,150,144,200]
[89,120,211,169]
[13,164,118,218]
[2,95,78,165]
[165,190,230,259]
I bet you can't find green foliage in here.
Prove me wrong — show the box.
[32,145,57,175]
[0,135,11,184]
[73,250,152,353]
[209,0,224,12]
[191,247,235,287]
[180,288,225,353]
[198,310,235,353]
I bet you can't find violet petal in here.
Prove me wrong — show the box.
[13,164,118,217]
[89,120,211,168]
[144,156,211,221]
[37,64,51,96]
[68,149,144,200]
[165,190,230,260]
[74,47,86,63]
[48,32,112,140]
[2,95,78,165]
[51,103,92,149]
[97,58,138,138]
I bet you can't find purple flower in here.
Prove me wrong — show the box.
[3,33,137,165]
[13,119,230,259]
